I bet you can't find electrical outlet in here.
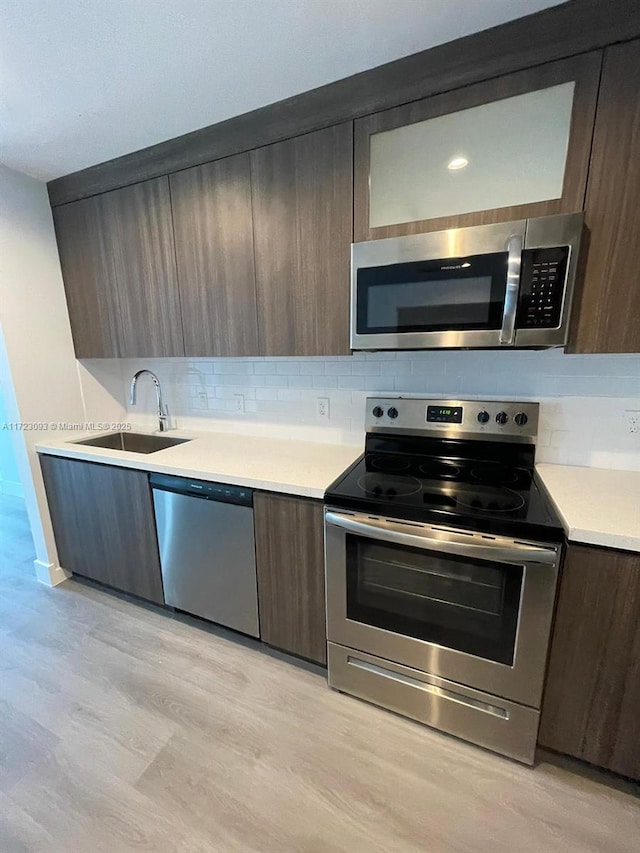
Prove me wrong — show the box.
[196,390,208,409]
[625,410,640,434]
[234,394,245,414]
[317,397,330,420]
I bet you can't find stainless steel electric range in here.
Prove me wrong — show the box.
[324,397,563,764]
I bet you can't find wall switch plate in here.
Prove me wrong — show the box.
[317,397,330,419]
[234,394,245,414]
[196,390,208,409]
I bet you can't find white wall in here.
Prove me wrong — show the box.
[0,378,24,497]
[91,349,640,471]
[0,164,125,585]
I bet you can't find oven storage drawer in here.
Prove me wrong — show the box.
[328,642,540,764]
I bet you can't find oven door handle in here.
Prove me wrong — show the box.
[325,511,558,564]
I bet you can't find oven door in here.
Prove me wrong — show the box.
[350,220,526,350]
[325,509,560,708]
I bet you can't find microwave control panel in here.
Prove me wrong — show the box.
[517,246,570,329]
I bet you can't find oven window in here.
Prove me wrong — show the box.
[346,536,523,665]
[356,252,507,334]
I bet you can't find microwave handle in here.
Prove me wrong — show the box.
[325,510,558,564]
[499,234,524,345]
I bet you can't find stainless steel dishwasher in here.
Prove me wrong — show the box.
[150,474,259,637]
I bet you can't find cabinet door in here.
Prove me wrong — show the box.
[254,493,326,664]
[103,177,184,357]
[52,195,123,358]
[40,455,164,605]
[170,154,259,356]
[539,544,640,779]
[251,123,353,356]
[355,53,601,241]
[567,39,640,353]
[52,177,183,358]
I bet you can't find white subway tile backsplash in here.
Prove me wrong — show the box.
[269,375,289,387]
[313,375,338,389]
[83,351,640,467]
[380,360,410,376]
[350,361,381,376]
[287,375,310,389]
[331,361,354,375]
[298,361,325,375]
[338,375,365,390]
[213,361,254,374]
[255,388,280,401]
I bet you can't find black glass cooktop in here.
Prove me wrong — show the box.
[325,436,563,542]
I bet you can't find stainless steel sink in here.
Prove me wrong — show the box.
[73,431,191,454]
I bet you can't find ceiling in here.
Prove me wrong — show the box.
[0,0,563,181]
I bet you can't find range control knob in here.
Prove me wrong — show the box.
[372,406,384,418]
[477,410,490,424]
[495,411,509,425]
[514,412,529,426]
[387,406,399,419]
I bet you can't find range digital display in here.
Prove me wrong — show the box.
[426,405,463,424]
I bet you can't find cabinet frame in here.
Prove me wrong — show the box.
[567,38,640,354]
[40,455,165,605]
[254,492,327,664]
[169,152,260,357]
[250,123,353,357]
[354,52,602,242]
[539,543,640,779]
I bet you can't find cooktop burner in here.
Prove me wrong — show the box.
[454,485,525,513]
[470,464,520,485]
[357,473,422,497]
[369,455,411,473]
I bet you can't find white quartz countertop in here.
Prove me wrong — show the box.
[536,463,640,552]
[36,429,363,500]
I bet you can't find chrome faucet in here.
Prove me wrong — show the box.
[130,370,169,432]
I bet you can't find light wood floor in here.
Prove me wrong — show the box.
[1,493,638,852]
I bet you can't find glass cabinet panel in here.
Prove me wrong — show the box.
[369,82,575,228]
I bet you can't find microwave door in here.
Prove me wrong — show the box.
[352,251,511,350]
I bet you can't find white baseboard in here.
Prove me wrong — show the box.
[33,559,71,587]
[0,480,24,499]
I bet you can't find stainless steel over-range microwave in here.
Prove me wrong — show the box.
[350,212,584,350]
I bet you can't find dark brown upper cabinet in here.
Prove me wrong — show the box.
[170,154,259,356]
[539,544,640,780]
[100,177,184,357]
[250,123,353,356]
[354,53,601,242]
[53,177,184,358]
[567,39,640,354]
[53,194,124,359]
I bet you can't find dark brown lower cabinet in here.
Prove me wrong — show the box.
[39,455,164,605]
[539,544,640,779]
[254,493,326,664]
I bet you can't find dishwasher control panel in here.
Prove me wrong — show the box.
[149,473,253,507]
